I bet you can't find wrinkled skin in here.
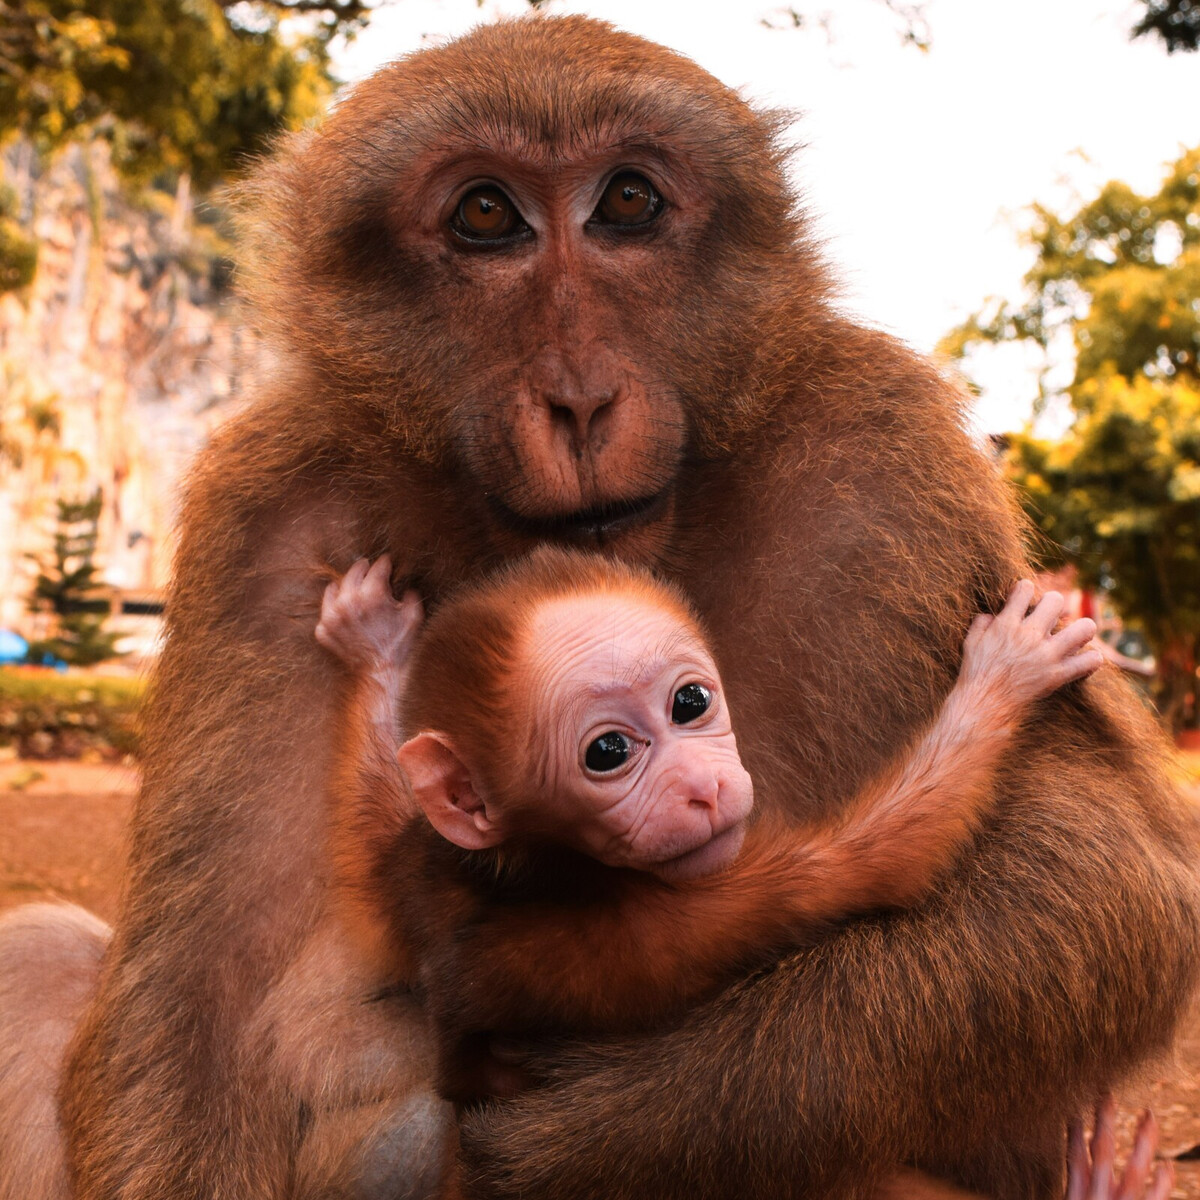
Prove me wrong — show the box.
[17,14,1196,1200]
[516,593,755,878]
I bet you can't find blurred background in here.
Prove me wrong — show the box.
[0,0,1197,741]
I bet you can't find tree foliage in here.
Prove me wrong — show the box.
[943,146,1200,729]
[27,490,123,666]
[0,181,36,292]
[0,0,337,187]
[1009,375,1200,728]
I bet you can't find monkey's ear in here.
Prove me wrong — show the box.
[397,731,505,851]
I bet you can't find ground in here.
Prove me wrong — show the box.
[2,755,1198,1196]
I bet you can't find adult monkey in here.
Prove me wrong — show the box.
[43,13,1199,1200]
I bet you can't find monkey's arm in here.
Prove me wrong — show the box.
[796,585,1101,917]
[326,677,420,977]
[422,682,1008,1044]
[317,556,426,976]
[426,593,1101,1040]
[421,685,1005,1044]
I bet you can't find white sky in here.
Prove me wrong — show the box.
[332,0,1200,434]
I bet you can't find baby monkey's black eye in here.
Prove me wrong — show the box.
[672,684,712,725]
[585,731,632,772]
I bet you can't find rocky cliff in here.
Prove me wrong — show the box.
[0,139,262,641]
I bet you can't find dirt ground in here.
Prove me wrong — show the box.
[2,757,1198,1196]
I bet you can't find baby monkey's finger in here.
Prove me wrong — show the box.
[1049,649,1104,690]
[343,557,372,589]
[1067,1119,1090,1200]
[397,589,425,630]
[366,554,392,581]
[964,613,995,645]
[1026,590,1066,637]
[1114,1111,1158,1200]
[998,579,1036,625]
[362,555,396,601]
[1049,617,1098,658]
[1088,1096,1118,1200]
[1146,1163,1173,1200]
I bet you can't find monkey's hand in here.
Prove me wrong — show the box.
[958,578,1102,714]
[316,556,424,678]
[1067,1098,1173,1200]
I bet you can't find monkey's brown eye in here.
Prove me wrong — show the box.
[585,731,632,773]
[672,684,711,725]
[453,186,521,240]
[595,172,661,226]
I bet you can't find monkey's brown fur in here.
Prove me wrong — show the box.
[41,15,1200,1200]
[329,548,1047,1106]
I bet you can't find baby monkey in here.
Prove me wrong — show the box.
[317,548,1102,1103]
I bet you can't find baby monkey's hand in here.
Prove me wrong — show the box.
[316,556,424,675]
[960,578,1103,708]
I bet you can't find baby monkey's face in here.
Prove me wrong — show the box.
[524,595,754,881]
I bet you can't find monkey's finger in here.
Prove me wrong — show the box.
[397,589,425,626]
[1147,1163,1173,1200]
[998,579,1036,625]
[1088,1097,1118,1200]
[365,553,393,581]
[1050,649,1105,689]
[314,620,343,655]
[1049,618,1097,658]
[344,557,372,590]
[363,555,396,600]
[965,613,994,641]
[1026,590,1066,636]
[1067,1119,1090,1200]
[1114,1111,1158,1200]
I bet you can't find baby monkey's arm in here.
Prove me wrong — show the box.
[316,556,424,970]
[429,582,1103,1038]
[751,579,1103,915]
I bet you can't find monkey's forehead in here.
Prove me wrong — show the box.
[325,16,784,169]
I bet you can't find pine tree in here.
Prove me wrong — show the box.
[27,491,122,666]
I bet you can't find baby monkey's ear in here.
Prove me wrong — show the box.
[397,731,505,850]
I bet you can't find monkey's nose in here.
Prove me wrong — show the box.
[545,382,624,446]
[682,772,721,814]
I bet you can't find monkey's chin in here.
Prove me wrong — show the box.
[651,820,747,883]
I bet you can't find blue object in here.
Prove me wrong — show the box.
[0,629,28,663]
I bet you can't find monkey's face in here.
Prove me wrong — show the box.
[243,17,804,555]
[392,148,698,542]
[522,594,754,881]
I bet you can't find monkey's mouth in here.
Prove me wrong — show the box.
[489,490,669,543]
[651,820,747,883]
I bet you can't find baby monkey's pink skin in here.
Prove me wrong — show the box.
[317,561,1101,882]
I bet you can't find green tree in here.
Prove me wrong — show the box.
[1008,375,1200,729]
[27,490,123,666]
[0,0,337,187]
[943,146,1200,729]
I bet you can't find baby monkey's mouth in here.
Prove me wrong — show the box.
[489,490,669,544]
[651,820,747,884]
